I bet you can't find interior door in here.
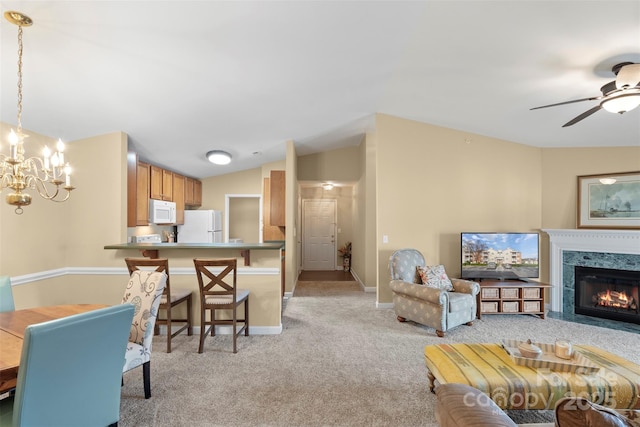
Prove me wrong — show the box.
[302,199,336,270]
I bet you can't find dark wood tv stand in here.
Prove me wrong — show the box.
[475,279,551,320]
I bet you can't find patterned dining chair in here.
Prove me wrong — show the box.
[193,258,249,353]
[125,258,193,353]
[121,270,166,399]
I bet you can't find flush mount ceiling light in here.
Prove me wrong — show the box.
[322,183,334,190]
[206,150,232,165]
[599,178,617,185]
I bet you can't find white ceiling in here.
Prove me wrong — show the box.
[1,1,639,179]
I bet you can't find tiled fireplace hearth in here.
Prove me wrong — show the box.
[544,229,640,318]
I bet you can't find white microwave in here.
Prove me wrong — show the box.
[149,199,176,224]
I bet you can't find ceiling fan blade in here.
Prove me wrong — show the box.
[615,63,640,89]
[530,96,601,110]
[562,105,602,127]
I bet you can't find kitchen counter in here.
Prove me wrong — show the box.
[104,241,284,264]
[104,241,285,332]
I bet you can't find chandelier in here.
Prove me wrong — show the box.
[1,11,75,214]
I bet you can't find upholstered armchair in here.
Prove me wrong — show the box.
[388,248,479,337]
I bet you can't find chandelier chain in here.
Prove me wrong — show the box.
[16,25,24,133]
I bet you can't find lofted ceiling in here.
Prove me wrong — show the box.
[1,1,639,179]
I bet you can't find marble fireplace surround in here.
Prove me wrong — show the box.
[543,229,640,313]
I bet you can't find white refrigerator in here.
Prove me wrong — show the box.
[177,210,223,243]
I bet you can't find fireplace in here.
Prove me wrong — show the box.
[575,266,640,324]
[544,229,640,316]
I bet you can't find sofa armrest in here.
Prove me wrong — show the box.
[451,278,480,296]
[554,397,638,427]
[435,383,518,427]
[389,280,447,305]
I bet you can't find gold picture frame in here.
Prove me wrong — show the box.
[577,171,640,229]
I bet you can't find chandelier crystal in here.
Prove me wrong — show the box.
[1,11,75,214]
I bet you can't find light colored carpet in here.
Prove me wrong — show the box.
[119,281,640,426]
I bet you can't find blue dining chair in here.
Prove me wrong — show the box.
[0,277,15,312]
[0,304,134,427]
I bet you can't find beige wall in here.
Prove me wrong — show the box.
[374,113,543,303]
[285,140,298,292]
[297,145,362,182]
[200,167,262,212]
[538,146,640,282]
[540,147,640,230]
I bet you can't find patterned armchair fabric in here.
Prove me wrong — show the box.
[121,270,166,399]
[388,248,479,337]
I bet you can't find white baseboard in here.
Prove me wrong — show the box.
[157,324,283,336]
[376,302,394,309]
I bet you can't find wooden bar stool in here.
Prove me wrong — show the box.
[125,258,193,353]
[193,258,249,353]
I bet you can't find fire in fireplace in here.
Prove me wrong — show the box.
[595,289,637,310]
[575,266,640,324]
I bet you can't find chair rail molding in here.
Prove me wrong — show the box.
[9,267,279,286]
[542,229,640,312]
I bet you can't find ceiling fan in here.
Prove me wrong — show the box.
[531,62,640,127]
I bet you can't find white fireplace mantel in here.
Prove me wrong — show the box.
[542,229,640,311]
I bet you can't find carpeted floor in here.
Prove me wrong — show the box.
[118,282,640,427]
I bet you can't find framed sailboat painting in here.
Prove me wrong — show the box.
[577,171,640,229]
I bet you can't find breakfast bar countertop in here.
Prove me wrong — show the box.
[104,242,284,250]
[104,241,284,264]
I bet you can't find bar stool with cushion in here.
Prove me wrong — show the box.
[125,258,193,353]
[193,258,249,353]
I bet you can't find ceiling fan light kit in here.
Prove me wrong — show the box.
[531,62,640,126]
[600,90,640,114]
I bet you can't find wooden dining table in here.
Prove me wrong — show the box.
[0,304,107,394]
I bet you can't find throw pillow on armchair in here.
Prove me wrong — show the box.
[416,265,454,291]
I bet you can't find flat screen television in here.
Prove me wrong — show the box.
[461,232,539,281]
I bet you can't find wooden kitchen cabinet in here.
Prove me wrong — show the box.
[173,173,186,224]
[263,177,285,241]
[127,152,151,227]
[269,170,285,226]
[150,166,173,201]
[193,179,202,206]
[185,177,202,207]
[150,165,173,201]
